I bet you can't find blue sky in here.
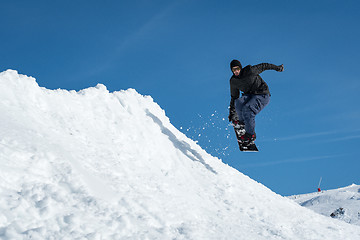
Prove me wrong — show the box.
[1,0,360,196]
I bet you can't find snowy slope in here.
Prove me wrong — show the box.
[288,184,360,226]
[0,69,360,239]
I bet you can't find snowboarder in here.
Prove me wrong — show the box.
[228,59,284,149]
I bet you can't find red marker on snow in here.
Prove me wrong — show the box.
[317,177,322,192]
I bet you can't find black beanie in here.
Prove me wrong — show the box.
[230,59,242,69]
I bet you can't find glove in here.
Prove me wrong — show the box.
[228,112,234,122]
[277,64,284,72]
[228,108,237,122]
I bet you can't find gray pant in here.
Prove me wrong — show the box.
[234,94,270,135]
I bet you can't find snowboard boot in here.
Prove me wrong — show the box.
[240,132,256,146]
[233,121,245,136]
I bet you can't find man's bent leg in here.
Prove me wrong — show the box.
[242,94,270,135]
[234,95,250,124]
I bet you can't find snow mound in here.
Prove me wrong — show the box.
[1,69,360,239]
[289,184,360,226]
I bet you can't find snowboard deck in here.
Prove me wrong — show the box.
[232,124,259,152]
[239,141,258,152]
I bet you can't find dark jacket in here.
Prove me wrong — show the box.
[229,63,280,110]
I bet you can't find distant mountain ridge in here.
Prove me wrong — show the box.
[288,184,360,226]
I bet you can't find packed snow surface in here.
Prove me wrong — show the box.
[289,184,360,226]
[0,69,360,239]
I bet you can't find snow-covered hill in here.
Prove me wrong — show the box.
[288,184,360,226]
[1,69,360,239]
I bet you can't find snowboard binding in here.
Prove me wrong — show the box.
[231,121,258,152]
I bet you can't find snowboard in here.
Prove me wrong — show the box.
[232,122,259,152]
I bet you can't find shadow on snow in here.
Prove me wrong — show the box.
[146,110,217,174]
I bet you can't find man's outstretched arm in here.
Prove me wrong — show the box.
[252,63,284,75]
